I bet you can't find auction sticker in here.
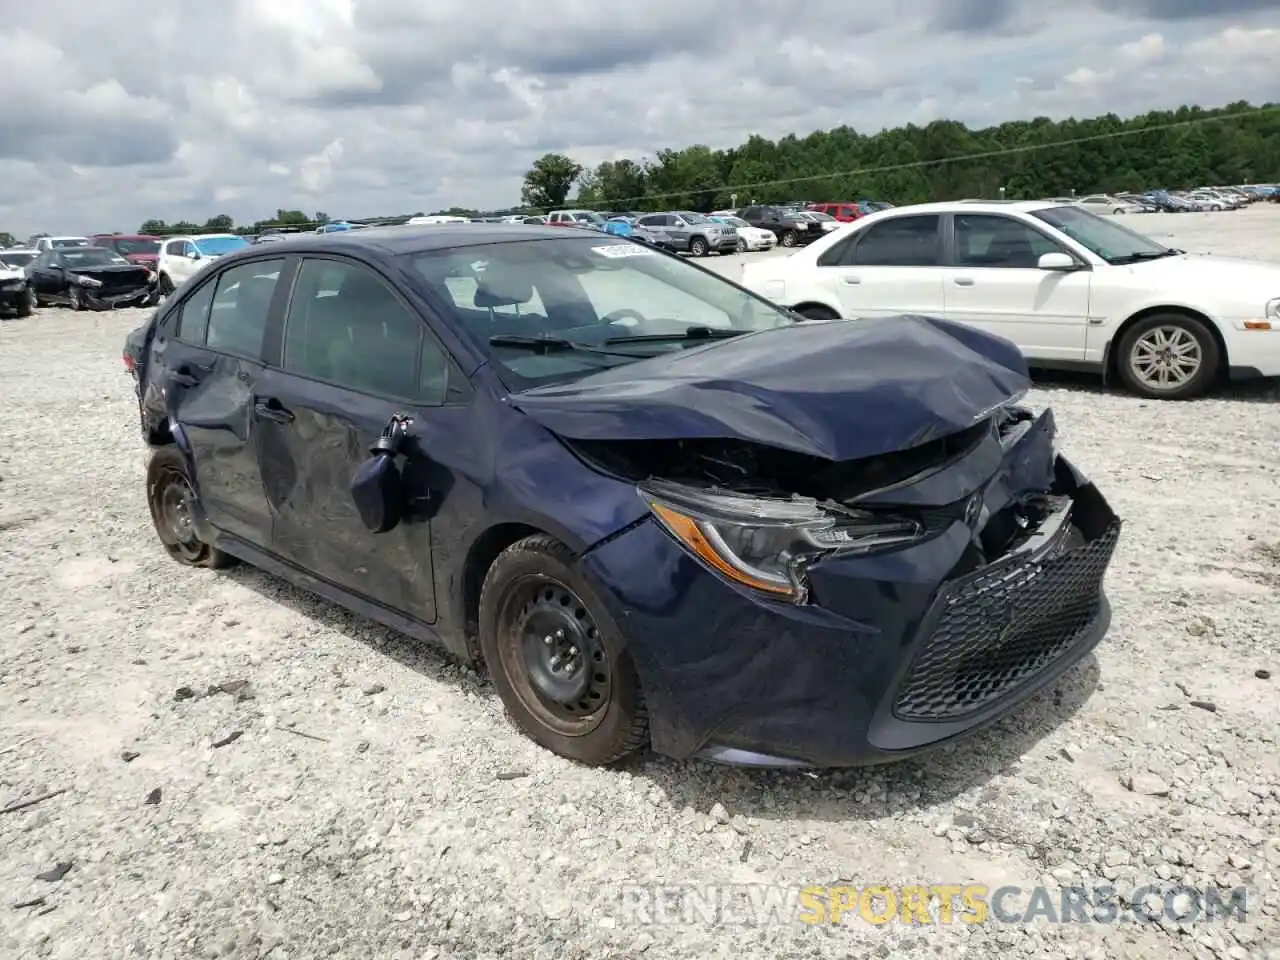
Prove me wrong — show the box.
[591,244,656,258]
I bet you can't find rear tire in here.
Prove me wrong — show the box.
[16,289,33,317]
[478,534,649,766]
[67,286,83,311]
[146,446,236,568]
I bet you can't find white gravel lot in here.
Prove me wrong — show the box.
[2,207,1279,960]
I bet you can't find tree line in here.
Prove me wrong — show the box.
[520,101,1280,212]
[4,101,1275,246]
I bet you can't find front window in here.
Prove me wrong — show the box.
[111,238,162,256]
[1032,205,1174,264]
[60,248,129,267]
[677,212,712,224]
[405,236,795,388]
[194,235,250,256]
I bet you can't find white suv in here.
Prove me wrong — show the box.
[155,234,251,298]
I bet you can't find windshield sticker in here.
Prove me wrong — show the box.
[591,244,656,258]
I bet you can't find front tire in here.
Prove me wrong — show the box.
[16,289,33,317]
[1115,313,1220,400]
[67,286,83,311]
[736,238,747,253]
[146,446,235,568]
[157,273,175,301]
[689,236,708,257]
[478,534,649,766]
[780,230,798,247]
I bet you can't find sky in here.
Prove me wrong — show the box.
[1,0,1278,237]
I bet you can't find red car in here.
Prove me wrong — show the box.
[806,202,864,222]
[90,234,162,271]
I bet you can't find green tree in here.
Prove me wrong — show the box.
[521,153,583,210]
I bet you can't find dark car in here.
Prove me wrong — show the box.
[738,205,820,247]
[28,245,154,310]
[122,225,1121,769]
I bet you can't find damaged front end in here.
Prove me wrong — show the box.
[568,400,1122,766]
[567,399,1116,609]
[70,270,153,310]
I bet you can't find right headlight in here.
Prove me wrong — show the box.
[638,480,925,604]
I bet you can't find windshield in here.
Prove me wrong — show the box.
[111,238,161,255]
[1032,205,1171,264]
[405,236,794,388]
[809,212,836,221]
[62,248,130,267]
[52,238,89,248]
[719,216,749,228]
[0,252,34,268]
[194,235,250,256]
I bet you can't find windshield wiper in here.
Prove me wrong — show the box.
[1108,249,1182,264]
[604,326,745,345]
[488,334,636,357]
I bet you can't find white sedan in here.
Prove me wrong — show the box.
[709,215,776,252]
[1076,194,1148,215]
[739,200,1280,400]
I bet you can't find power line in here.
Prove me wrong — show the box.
[578,104,1280,208]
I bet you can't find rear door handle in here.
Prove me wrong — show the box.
[254,398,294,423]
[953,277,975,286]
[840,276,861,285]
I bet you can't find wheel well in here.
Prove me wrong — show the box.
[1107,306,1229,380]
[461,522,544,656]
[791,301,840,319]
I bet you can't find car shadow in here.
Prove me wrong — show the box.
[1030,368,1280,404]
[220,561,1100,823]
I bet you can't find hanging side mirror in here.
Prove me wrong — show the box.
[351,413,414,533]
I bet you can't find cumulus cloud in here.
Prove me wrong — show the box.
[0,0,1278,235]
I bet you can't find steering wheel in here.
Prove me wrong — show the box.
[602,308,646,327]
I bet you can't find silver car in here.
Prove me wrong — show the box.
[636,212,736,256]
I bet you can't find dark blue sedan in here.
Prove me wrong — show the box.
[123,224,1121,768]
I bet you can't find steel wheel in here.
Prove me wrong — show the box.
[1129,324,1202,391]
[145,447,234,568]
[151,464,206,563]
[497,577,612,736]
[478,534,649,765]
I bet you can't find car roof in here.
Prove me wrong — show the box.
[199,223,632,262]
[864,200,1064,216]
[93,233,159,240]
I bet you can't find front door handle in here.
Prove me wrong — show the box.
[953,277,975,286]
[254,398,294,423]
[840,276,861,285]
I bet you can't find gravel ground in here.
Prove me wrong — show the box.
[2,208,1279,960]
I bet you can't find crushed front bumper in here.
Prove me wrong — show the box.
[83,286,152,310]
[581,422,1121,768]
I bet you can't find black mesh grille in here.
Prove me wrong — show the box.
[892,519,1121,722]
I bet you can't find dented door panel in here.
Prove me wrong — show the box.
[159,341,273,547]
[253,367,439,624]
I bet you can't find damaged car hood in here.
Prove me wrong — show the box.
[508,314,1031,461]
[68,264,151,282]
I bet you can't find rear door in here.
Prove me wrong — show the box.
[814,214,946,319]
[145,255,291,546]
[252,255,468,623]
[942,213,1090,361]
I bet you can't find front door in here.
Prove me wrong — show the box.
[148,255,291,546]
[253,255,461,624]
[816,213,947,319]
[942,213,1091,362]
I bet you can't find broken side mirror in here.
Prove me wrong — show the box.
[351,413,414,534]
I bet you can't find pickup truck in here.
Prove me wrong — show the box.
[736,206,819,247]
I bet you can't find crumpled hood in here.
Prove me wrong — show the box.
[508,314,1031,461]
